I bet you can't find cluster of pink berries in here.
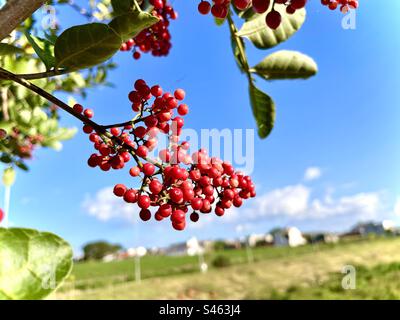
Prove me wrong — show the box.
[321,0,358,12]
[79,79,256,231]
[120,0,177,60]
[0,128,42,160]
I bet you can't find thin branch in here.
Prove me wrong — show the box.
[15,69,70,80]
[226,12,253,83]
[0,0,46,41]
[0,67,163,169]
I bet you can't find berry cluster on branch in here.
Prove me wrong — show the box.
[80,79,256,231]
[0,128,41,159]
[120,0,177,60]
[198,0,358,29]
[321,0,358,12]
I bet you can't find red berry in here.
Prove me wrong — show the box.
[136,145,148,158]
[153,0,164,9]
[83,125,93,134]
[190,212,199,222]
[169,188,184,203]
[191,198,203,210]
[143,163,156,176]
[266,10,282,29]
[159,203,172,217]
[252,0,270,13]
[198,1,211,14]
[233,0,250,10]
[113,184,127,197]
[215,206,225,216]
[172,221,186,231]
[0,208,4,223]
[140,209,151,221]
[133,52,141,60]
[83,109,94,118]
[138,194,151,209]
[123,189,138,203]
[177,104,189,116]
[110,127,120,136]
[171,209,185,223]
[149,179,163,194]
[151,85,163,97]
[73,104,83,113]
[174,89,185,100]
[130,166,141,177]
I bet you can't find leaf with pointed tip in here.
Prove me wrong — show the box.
[0,228,73,300]
[252,50,318,80]
[54,23,122,70]
[249,83,275,138]
[25,33,56,70]
[237,6,306,50]
[109,11,159,42]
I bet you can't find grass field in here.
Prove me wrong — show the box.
[55,236,400,300]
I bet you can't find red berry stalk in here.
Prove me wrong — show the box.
[120,0,178,60]
[0,68,256,232]
[198,0,358,29]
[81,79,256,231]
[320,0,359,13]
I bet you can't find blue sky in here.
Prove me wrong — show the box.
[1,0,400,255]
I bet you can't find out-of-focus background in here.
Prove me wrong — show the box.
[55,231,400,300]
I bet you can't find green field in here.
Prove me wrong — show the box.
[55,236,400,300]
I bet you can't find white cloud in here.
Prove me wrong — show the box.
[82,187,139,223]
[304,167,322,181]
[248,184,382,221]
[254,184,311,217]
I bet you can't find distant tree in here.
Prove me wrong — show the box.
[82,241,122,261]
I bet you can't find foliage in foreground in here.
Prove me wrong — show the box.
[267,262,400,300]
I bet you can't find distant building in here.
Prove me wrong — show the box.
[349,221,394,237]
[247,233,274,247]
[164,237,206,256]
[305,232,339,244]
[271,227,307,247]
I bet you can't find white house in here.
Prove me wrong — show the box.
[271,227,307,247]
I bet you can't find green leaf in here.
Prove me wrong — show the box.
[111,0,135,15]
[54,23,122,70]
[233,5,256,20]
[237,6,306,50]
[25,33,56,70]
[0,228,73,300]
[108,11,159,42]
[252,50,318,80]
[249,83,276,138]
[0,44,25,56]
[214,17,226,26]
[15,162,29,171]
[2,167,16,187]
